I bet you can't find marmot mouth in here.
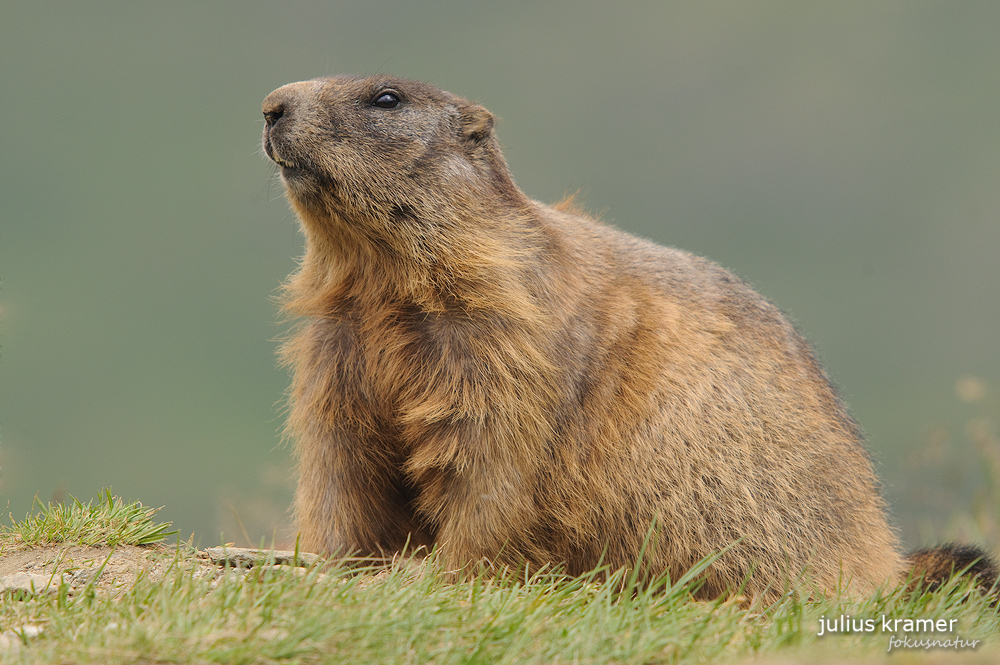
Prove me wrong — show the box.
[272,154,306,176]
[263,136,300,171]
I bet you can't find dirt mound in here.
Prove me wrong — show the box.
[0,544,314,598]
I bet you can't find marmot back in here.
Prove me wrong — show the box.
[261,75,992,601]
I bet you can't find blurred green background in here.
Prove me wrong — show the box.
[1,1,998,550]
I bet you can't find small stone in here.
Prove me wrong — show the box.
[0,633,21,655]
[0,624,46,655]
[0,572,68,597]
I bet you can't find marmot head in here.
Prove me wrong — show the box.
[262,76,514,222]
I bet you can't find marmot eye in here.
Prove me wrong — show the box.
[373,91,400,109]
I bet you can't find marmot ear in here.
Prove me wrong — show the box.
[459,103,495,144]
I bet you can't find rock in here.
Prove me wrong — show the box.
[204,547,321,568]
[0,572,68,596]
[0,624,45,655]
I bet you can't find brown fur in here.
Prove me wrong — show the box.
[260,75,982,601]
[908,544,998,597]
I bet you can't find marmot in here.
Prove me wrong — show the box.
[261,75,995,600]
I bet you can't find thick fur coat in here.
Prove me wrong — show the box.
[262,75,992,600]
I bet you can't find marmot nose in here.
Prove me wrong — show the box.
[263,103,285,127]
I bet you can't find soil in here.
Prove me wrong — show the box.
[0,543,300,597]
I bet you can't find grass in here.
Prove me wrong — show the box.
[0,493,997,664]
[1,488,177,549]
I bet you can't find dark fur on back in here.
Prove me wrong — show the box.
[908,544,998,597]
[261,75,994,602]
